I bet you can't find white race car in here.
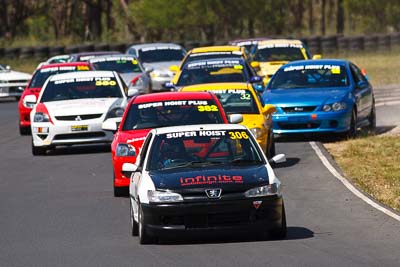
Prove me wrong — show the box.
[0,64,31,100]
[30,71,132,155]
[123,124,287,244]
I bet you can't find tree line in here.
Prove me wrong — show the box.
[1,0,400,46]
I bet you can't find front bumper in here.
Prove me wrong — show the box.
[0,82,27,98]
[141,196,284,238]
[32,120,114,147]
[272,110,352,134]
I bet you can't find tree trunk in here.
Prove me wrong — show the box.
[321,0,326,35]
[336,0,344,34]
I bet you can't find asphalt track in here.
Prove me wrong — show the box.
[0,93,399,267]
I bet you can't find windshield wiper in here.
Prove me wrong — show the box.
[230,159,263,165]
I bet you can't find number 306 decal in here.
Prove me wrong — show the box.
[229,131,249,139]
[197,105,218,112]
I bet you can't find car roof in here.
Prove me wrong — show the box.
[38,62,90,69]
[132,91,216,103]
[191,45,243,53]
[257,39,304,46]
[283,59,349,66]
[127,43,184,50]
[181,82,252,91]
[182,57,245,69]
[88,54,138,63]
[229,38,270,46]
[152,123,247,135]
[48,70,115,81]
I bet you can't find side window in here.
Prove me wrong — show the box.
[139,133,153,168]
[128,48,137,56]
[350,63,366,84]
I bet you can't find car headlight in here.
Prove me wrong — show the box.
[148,190,183,203]
[244,183,281,197]
[116,143,136,157]
[323,102,347,112]
[249,127,265,139]
[106,107,124,118]
[33,112,50,122]
[23,102,35,109]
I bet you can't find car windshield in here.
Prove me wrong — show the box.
[139,47,185,62]
[210,89,259,114]
[40,76,123,102]
[254,46,306,61]
[147,129,264,171]
[29,65,90,88]
[0,64,7,71]
[176,60,248,86]
[122,99,225,130]
[91,58,142,73]
[269,64,349,89]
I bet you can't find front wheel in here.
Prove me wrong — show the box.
[32,140,47,156]
[266,131,276,159]
[138,204,156,244]
[345,109,357,139]
[269,203,287,240]
[130,200,138,236]
[19,125,31,135]
[367,104,376,133]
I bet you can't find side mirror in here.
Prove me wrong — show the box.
[24,94,37,108]
[262,104,276,114]
[250,76,262,83]
[163,82,175,91]
[102,118,119,132]
[356,80,368,89]
[268,154,286,164]
[312,54,322,59]
[253,83,264,93]
[169,65,179,72]
[144,67,154,74]
[228,114,243,124]
[122,162,139,177]
[128,88,139,97]
[250,61,260,69]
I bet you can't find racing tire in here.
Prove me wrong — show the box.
[114,186,125,197]
[130,200,139,236]
[345,109,357,139]
[269,203,287,240]
[15,96,21,101]
[138,204,156,244]
[367,103,376,133]
[31,141,47,156]
[19,126,31,135]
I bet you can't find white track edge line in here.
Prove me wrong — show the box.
[309,141,400,222]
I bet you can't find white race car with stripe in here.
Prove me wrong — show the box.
[30,71,132,155]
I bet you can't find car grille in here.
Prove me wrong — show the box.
[277,122,320,129]
[281,106,317,113]
[55,114,103,121]
[53,132,106,140]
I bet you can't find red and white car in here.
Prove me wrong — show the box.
[102,91,243,196]
[18,62,91,135]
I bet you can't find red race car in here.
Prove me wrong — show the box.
[18,62,91,135]
[102,91,243,196]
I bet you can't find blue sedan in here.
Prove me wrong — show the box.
[262,59,376,137]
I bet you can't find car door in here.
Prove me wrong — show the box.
[350,63,373,121]
[131,132,153,203]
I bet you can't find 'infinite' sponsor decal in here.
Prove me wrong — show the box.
[180,175,243,186]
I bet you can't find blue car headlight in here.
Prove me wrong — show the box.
[323,102,347,112]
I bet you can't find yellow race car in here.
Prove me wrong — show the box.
[180,82,276,158]
[170,45,260,84]
[253,39,321,85]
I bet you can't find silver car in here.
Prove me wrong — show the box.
[89,54,152,95]
[126,43,186,91]
[0,64,32,100]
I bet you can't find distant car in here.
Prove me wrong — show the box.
[69,51,122,62]
[169,45,260,84]
[124,124,287,244]
[30,71,132,155]
[18,62,92,135]
[262,59,376,137]
[180,82,276,158]
[126,43,186,91]
[253,39,321,85]
[89,54,152,95]
[167,57,263,92]
[228,37,270,57]
[102,91,243,196]
[0,64,31,100]
[36,54,72,69]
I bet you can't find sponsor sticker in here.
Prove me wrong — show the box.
[180,175,243,186]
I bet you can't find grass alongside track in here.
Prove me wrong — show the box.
[2,48,400,213]
[324,135,400,212]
